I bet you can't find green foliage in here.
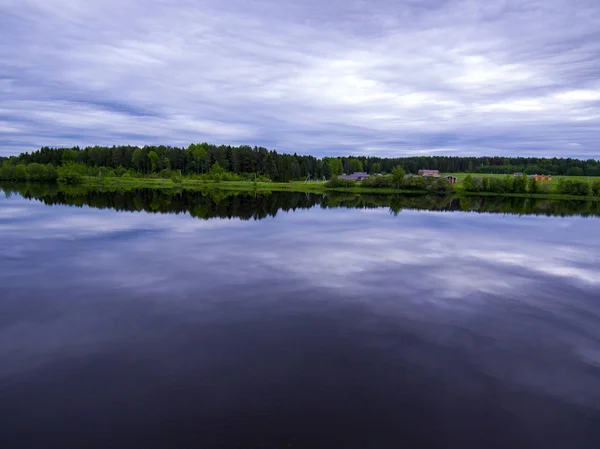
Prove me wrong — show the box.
[324,157,343,178]
[26,163,48,181]
[528,177,539,194]
[0,161,12,179]
[14,164,28,181]
[557,179,590,196]
[488,177,509,193]
[567,167,585,176]
[9,143,600,185]
[57,163,86,184]
[131,148,147,172]
[391,166,406,188]
[538,182,552,194]
[471,177,484,192]
[210,162,225,176]
[349,159,363,173]
[426,177,453,194]
[362,175,392,188]
[462,175,473,192]
[403,175,426,190]
[148,151,159,172]
[325,176,357,188]
[592,181,600,197]
[61,149,78,164]
[513,174,527,193]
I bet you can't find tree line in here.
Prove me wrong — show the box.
[1,143,600,182]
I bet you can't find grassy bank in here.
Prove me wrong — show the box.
[76,176,600,201]
[81,177,429,195]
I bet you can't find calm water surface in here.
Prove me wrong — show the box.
[1,189,600,448]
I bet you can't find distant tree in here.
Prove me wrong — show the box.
[567,167,584,176]
[0,161,12,179]
[370,162,381,174]
[391,165,406,188]
[26,163,47,181]
[513,174,527,193]
[322,162,332,179]
[462,175,473,192]
[132,148,147,173]
[57,163,85,184]
[528,177,539,194]
[210,162,225,176]
[61,149,77,164]
[148,151,159,173]
[324,158,343,177]
[14,164,27,181]
[349,159,363,173]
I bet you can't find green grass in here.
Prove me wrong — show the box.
[82,177,427,195]
[443,172,600,187]
[79,175,600,201]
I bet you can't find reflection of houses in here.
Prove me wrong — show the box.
[445,176,457,184]
[530,174,552,181]
[418,169,441,178]
[339,172,370,181]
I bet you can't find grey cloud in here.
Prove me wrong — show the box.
[1,0,599,157]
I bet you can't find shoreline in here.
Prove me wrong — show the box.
[77,177,600,201]
[2,177,600,201]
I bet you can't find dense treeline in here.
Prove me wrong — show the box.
[2,143,600,181]
[4,182,600,218]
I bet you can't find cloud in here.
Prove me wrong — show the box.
[1,0,599,157]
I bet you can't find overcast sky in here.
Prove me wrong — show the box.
[1,0,599,158]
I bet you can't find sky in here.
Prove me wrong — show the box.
[1,0,599,159]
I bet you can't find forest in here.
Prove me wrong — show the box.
[1,143,600,182]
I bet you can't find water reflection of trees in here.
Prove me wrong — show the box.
[2,183,599,219]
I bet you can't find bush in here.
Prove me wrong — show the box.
[557,179,590,196]
[0,161,13,180]
[592,181,600,197]
[462,175,473,191]
[121,172,132,179]
[538,182,552,194]
[361,175,392,188]
[115,167,127,177]
[432,178,453,194]
[471,177,484,192]
[488,177,509,193]
[513,174,527,193]
[26,163,48,181]
[45,164,58,181]
[14,164,28,181]
[528,177,539,194]
[57,163,86,184]
[325,176,357,188]
[403,175,426,190]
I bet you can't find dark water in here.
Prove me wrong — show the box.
[1,187,600,449]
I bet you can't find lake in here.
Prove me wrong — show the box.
[1,186,600,449]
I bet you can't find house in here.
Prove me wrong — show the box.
[530,174,552,182]
[418,169,441,178]
[339,172,370,181]
[445,176,458,184]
